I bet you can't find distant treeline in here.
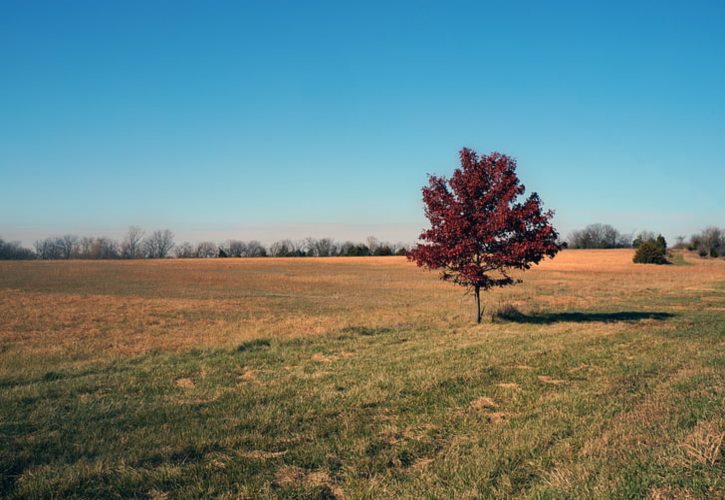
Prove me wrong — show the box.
[566,223,724,257]
[0,227,409,260]
[2,224,723,260]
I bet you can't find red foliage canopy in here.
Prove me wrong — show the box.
[408,148,560,292]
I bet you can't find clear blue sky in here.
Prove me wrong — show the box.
[1,0,723,246]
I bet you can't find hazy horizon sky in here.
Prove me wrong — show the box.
[2,1,724,247]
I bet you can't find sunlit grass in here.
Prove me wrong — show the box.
[0,250,723,497]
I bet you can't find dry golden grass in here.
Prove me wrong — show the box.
[1,250,722,364]
[0,250,723,498]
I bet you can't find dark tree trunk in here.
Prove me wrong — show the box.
[474,285,481,324]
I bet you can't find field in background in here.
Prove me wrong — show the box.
[1,250,723,497]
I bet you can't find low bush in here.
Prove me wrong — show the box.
[633,240,668,264]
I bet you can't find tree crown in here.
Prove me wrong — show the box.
[408,148,560,290]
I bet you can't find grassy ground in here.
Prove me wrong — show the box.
[0,250,723,498]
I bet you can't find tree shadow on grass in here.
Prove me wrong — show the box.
[500,310,675,324]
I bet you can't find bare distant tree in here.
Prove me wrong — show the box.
[601,225,620,248]
[144,229,175,258]
[568,224,627,249]
[33,235,78,259]
[292,240,307,256]
[56,235,79,259]
[0,238,34,260]
[703,227,723,257]
[34,238,56,259]
[691,226,723,257]
[121,226,145,259]
[303,237,317,256]
[314,237,336,257]
[304,237,336,257]
[616,232,632,248]
[195,241,217,258]
[225,240,246,257]
[366,236,380,254]
[77,237,120,259]
[97,237,120,259]
[245,240,267,257]
[270,239,293,257]
[174,242,195,258]
[78,237,95,258]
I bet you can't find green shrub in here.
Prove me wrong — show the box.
[373,245,394,256]
[656,234,667,252]
[633,241,668,264]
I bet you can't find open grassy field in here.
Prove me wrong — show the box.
[1,250,723,498]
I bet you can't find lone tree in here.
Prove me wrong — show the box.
[408,148,560,323]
